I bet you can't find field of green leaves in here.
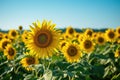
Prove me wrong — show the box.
[0,20,120,80]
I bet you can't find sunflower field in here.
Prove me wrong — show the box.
[0,20,120,80]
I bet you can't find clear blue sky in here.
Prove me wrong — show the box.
[0,0,120,30]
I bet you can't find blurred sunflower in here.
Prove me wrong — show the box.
[4,44,16,60]
[20,55,39,71]
[84,28,93,37]
[80,36,95,53]
[4,33,9,39]
[65,26,76,38]
[26,20,61,58]
[22,30,29,44]
[116,27,120,39]
[8,29,18,39]
[0,38,11,50]
[96,33,106,45]
[18,25,23,30]
[59,40,68,50]
[74,32,80,39]
[62,42,82,63]
[114,49,120,58]
[105,29,117,42]
[0,32,3,41]
[92,32,98,39]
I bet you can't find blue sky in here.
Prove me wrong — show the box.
[0,0,120,30]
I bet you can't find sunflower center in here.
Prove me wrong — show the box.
[61,42,66,48]
[26,57,35,65]
[118,50,120,55]
[12,31,17,37]
[118,29,120,34]
[87,31,92,36]
[34,30,52,48]
[0,36,2,40]
[98,37,104,43]
[67,46,77,57]
[2,41,10,49]
[84,40,92,49]
[8,48,15,56]
[69,28,74,34]
[76,34,79,38]
[108,31,115,39]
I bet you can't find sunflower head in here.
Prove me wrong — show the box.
[4,44,16,60]
[84,28,93,37]
[80,36,95,53]
[18,25,23,30]
[22,30,29,44]
[65,26,76,37]
[4,33,9,39]
[0,38,11,50]
[8,30,18,39]
[62,42,82,63]
[20,55,39,71]
[116,27,120,39]
[59,40,68,50]
[96,33,106,45]
[26,20,61,58]
[105,29,117,42]
[114,49,120,58]
[0,32,3,41]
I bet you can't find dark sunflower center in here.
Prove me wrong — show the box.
[5,35,8,39]
[35,30,52,48]
[2,41,10,49]
[87,31,92,36]
[12,31,17,37]
[118,29,120,34]
[76,34,79,38]
[69,28,74,34]
[26,57,35,65]
[25,37,28,40]
[118,50,120,55]
[84,40,92,49]
[98,37,104,43]
[65,35,68,38]
[61,42,66,48]
[0,36,2,40]
[19,26,23,30]
[67,46,77,57]
[108,31,115,39]
[38,33,48,44]
[8,48,15,56]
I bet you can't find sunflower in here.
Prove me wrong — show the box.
[74,32,80,39]
[8,29,18,39]
[65,26,76,38]
[114,49,120,58]
[105,29,117,42]
[26,20,61,58]
[80,36,95,53]
[0,38,11,50]
[18,25,23,30]
[95,33,106,45]
[116,27,120,39]
[62,42,82,63]
[59,40,68,50]
[4,44,16,60]
[84,28,93,37]
[20,55,39,71]
[0,32,3,41]
[22,30,29,44]
[4,33,9,39]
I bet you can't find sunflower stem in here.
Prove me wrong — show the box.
[0,60,8,66]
